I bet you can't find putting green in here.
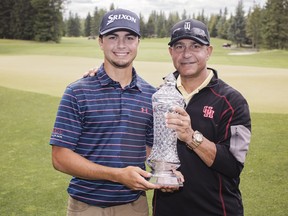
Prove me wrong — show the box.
[0,55,287,113]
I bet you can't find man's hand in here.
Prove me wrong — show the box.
[166,106,217,167]
[83,67,98,78]
[159,170,185,193]
[115,166,161,191]
[165,106,194,144]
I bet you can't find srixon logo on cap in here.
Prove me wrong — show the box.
[107,14,137,25]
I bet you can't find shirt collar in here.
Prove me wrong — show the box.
[177,69,214,104]
[97,64,142,91]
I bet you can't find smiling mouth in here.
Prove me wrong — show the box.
[114,52,129,56]
[181,61,196,65]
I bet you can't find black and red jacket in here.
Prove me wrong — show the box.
[153,68,251,216]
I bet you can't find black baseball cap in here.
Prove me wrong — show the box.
[168,19,210,46]
[99,8,141,37]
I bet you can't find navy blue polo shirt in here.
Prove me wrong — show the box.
[50,64,156,207]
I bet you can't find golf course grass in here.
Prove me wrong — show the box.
[0,38,287,215]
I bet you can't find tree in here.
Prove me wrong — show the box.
[0,0,15,38]
[91,7,106,36]
[139,13,147,38]
[262,0,288,49]
[246,4,263,49]
[0,0,64,42]
[166,12,180,34]
[208,14,220,38]
[10,0,34,40]
[49,0,64,42]
[109,3,115,11]
[31,0,64,42]
[66,12,81,37]
[228,0,246,47]
[84,13,92,37]
[216,7,229,39]
[196,9,207,24]
[181,9,188,20]
[146,11,157,37]
[157,11,167,38]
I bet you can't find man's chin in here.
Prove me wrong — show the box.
[112,61,131,69]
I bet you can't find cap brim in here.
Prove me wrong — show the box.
[168,35,209,46]
[100,27,141,37]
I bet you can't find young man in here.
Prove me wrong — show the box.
[50,9,161,216]
[152,19,251,216]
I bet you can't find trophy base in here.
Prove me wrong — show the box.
[149,170,183,187]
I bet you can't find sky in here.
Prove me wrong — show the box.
[64,0,267,21]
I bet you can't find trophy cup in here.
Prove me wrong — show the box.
[147,73,185,186]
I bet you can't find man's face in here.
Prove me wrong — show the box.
[169,39,212,78]
[99,31,139,69]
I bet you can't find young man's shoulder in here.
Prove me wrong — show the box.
[136,75,157,92]
[67,76,99,90]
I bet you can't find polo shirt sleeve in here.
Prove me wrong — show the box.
[146,118,154,148]
[50,86,82,150]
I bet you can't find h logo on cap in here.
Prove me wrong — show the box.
[184,22,191,31]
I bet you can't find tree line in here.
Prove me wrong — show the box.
[0,0,287,49]
[0,0,64,42]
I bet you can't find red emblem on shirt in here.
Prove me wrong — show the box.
[141,107,148,113]
[203,106,214,119]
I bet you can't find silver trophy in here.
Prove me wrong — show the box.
[147,73,185,186]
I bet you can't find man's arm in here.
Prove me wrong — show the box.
[52,145,159,191]
[165,106,250,178]
[165,106,216,166]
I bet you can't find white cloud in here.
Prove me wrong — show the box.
[64,0,267,20]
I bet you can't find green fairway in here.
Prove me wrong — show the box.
[0,87,287,216]
[1,37,288,68]
[0,38,287,114]
[0,55,287,114]
[0,38,288,215]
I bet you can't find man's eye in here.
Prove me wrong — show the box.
[127,36,136,40]
[175,45,183,49]
[192,44,202,49]
[108,36,116,40]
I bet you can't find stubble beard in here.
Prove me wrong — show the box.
[110,55,136,69]
[111,60,131,69]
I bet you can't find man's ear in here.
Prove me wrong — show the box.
[168,47,173,56]
[98,37,103,50]
[207,45,213,59]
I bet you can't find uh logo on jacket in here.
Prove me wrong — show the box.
[203,106,214,119]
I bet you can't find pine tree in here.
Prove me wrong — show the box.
[246,4,263,49]
[49,0,64,42]
[109,3,115,11]
[228,0,246,47]
[216,8,229,40]
[166,12,180,35]
[91,7,106,36]
[208,14,220,38]
[146,11,158,37]
[84,13,92,37]
[0,0,15,38]
[31,0,63,42]
[262,0,288,49]
[181,9,188,20]
[66,12,81,37]
[10,0,34,40]
[157,11,167,38]
[139,13,146,38]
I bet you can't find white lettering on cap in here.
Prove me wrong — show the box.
[184,22,191,30]
[107,14,137,26]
